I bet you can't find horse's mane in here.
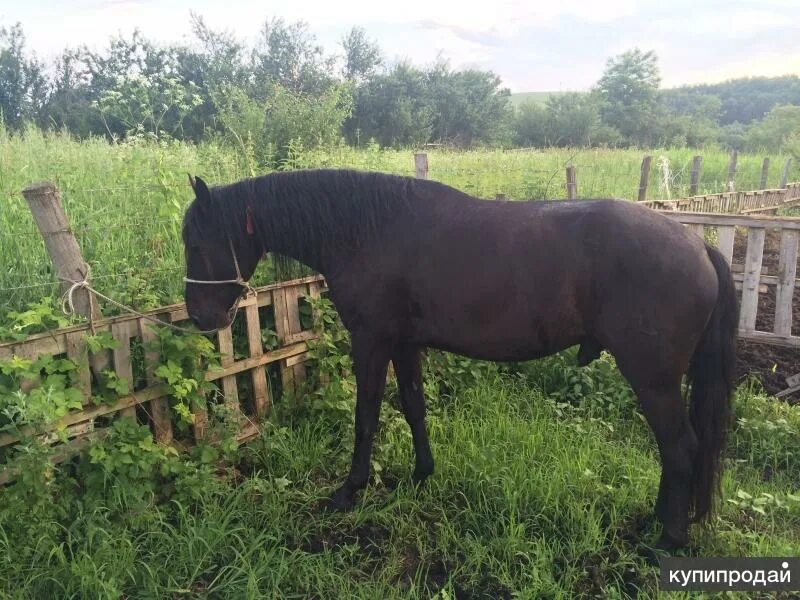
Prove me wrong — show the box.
[184,168,426,277]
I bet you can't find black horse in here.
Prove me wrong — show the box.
[182,169,737,550]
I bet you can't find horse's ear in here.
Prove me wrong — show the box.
[187,173,196,192]
[193,176,212,206]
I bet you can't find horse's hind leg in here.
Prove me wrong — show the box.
[392,345,434,484]
[636,380,698,550]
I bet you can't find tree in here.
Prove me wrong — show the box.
[514,101,548,147]
[340,27,382,83]
[346,62,434,146]
[0,23,45,130]
[42,49,105,136]
[214,82,352,168]
[251,18,335,97]
[544,93,601,147]
[595,49,661,146]
[744,104,800,152]
[662,76,800,125]
[425,61,512,146]
[81,31,204,139]
[95,72,203,139]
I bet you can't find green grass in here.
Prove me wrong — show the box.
[1,370,799,598]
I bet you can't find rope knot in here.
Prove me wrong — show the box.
[60,265,92,316]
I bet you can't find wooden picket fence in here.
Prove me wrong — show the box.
[645,182,800,215]
[0,275,326,482]
[661,211,800,349]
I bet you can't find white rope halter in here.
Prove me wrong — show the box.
[183,238,256,298]
[58,236,256,336]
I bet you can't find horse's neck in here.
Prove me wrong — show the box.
[255,172,420,274]
[259,192,352,274]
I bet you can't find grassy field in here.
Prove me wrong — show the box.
[0,127,796,328]
[1,351,799,598]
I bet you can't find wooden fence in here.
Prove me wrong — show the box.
[645,182,800,215]
[0,275,325,482]
[661,211,800,349]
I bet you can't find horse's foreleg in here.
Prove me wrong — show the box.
[327,333,391,511]
[393,345,434,485]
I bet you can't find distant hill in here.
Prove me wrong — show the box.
[512,76,800,125]
[661,75,800,124]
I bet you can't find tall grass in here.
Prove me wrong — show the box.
[0,127,249,317]
[289,145,795,200]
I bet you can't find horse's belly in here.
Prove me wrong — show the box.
[417,310,584,362]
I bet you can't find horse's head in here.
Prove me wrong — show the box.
[182,175,262,331]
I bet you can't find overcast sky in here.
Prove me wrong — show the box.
[1,0,799,92]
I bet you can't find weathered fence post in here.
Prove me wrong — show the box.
[565,165,577,200]
[727,150,738,192]
[760,157,770,189]
[638,155,652,201]
[781,158,794,189]
[22,182,99,322]
[689,155,703,196]
[414,153,429,180]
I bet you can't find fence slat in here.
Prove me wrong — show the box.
[565,166,577,200]
[686,224,704,239]
[689,155,703,196]
[740,228,766,331]
[110,322,136,419]
[775,230,799,336]
[272,287,295,396]
[760,158,770,190]
[217,325,240,414]
[638,155,652,202]
[414,153,429,180]
[139,319,173,445]
[717,226,735,264]
[64,331,91,402]
[245,301,271,418]
[284,286,307,387]
[781,158,794,189]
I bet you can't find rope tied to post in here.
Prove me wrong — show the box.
[58,265,252,336]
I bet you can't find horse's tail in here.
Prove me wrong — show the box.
[687,244,738,522]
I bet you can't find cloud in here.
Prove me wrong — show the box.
[2,0,799,91]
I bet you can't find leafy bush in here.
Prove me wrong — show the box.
[214,82,352,168]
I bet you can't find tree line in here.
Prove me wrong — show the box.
[1,17,799,166]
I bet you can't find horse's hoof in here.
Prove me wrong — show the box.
[640,545,669,567]
[411,470,432,488]
[655,532,688,553]
[324,486,357,512]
